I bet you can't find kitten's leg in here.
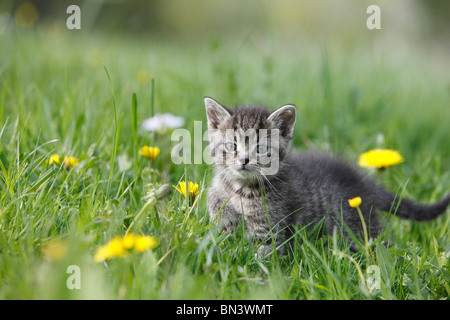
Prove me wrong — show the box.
[256,240,285,258]
[247,217,286,258]
[208,198,241,232]
[219,210,241,233]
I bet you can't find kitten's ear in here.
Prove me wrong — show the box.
[205,97,232,129]
[267,104,297,138]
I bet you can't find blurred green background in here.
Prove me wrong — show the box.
[1,0,450,43]
[1,0,449,153]
[1,0,449,186]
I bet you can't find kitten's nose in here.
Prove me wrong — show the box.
[239,156,250,166]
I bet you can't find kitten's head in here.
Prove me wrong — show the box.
[205,97,296,184]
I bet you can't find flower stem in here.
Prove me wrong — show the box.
[126,198,155,235]
[355,206,375,261]
[334,250,369,293]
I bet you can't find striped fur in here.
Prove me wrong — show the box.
[205,97,449,256]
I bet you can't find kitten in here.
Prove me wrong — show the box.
[205,97,450,256]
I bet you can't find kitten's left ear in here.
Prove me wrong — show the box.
[204,97,232,129]
[267,104,297,138]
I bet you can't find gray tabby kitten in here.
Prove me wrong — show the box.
[205,97,450,255]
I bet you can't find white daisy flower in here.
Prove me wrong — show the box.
[142,113,185,132]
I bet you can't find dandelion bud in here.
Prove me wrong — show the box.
[348,197,362,208]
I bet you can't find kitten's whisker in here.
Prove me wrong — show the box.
[255,165,286,200]
[217,167,234,187]
[261,174,286,201]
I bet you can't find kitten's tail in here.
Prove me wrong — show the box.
[377,192,450,221]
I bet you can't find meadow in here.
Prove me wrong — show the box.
[0,30,449,300]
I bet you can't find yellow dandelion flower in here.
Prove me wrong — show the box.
[173,181,199,200]
[107,237,126,255]
[358,149,404,169]
[139,146,160,162]
[94,234,157,262]
[134,235,157,253]
[48,154,60,165]
[93,246,109,263]
[64,156,79,170]
[41,239,68,261]
[122,233,136,250]
[348,197,362,208]
[94,236,126,262]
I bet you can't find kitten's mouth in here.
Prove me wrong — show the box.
[234,164,259,177]
[236,164,253,172]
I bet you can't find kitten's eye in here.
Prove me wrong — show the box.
[225,142,237,152]
[256,145,268,154]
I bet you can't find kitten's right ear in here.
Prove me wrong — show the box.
[267,104,297,139]
[204,97,232,129]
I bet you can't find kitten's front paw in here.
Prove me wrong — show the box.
[256,243,284,259]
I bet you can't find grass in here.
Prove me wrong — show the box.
[0,30,449,300]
